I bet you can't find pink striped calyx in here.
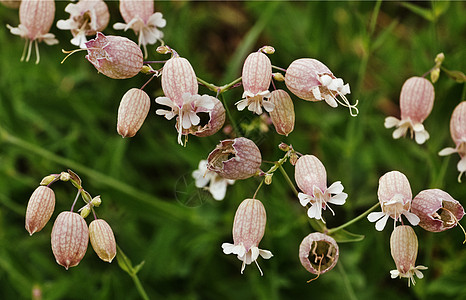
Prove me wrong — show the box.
[221,198,273,275]
[268,89,295,136]
[89,219,116,263]
[385,77,435,144]
[51,211,89,270]
[117,88,151,138]
[25,186,56,235]
[207,137,262,180]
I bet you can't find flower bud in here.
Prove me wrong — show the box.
[91,195,102,207]
[390,225,427,286]
[85,32,143,79]
[89,219,116,263]
[60,172,70,181]
[40,175,56,186]
[268,89,295,136]
[299,232,339,276]
[221,198,272,275]
[411,189,464,232]
[117,88,151,138]
[51,212,89,270]
[25,186,55,235]
[207,137,262,180]
[80,205,91,218]
[161,56,198,107]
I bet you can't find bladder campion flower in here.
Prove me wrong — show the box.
[384,77,435,144]
[222,198,273,275]
[6,0,58,64]
[299,232,339,279]
[51,211,89,270]
[390,225,428,287]
[25,186,55,235]
[192,160,234,201]
[268,89,295,136]
[181,96,226,138]
[89,219,116,263]
[235,47,274,115]
[207,137,262,180]
[56,0,110,49]
[284,58,358,116]
[117,88,151,138]
[439,101,466,182]
[295,155,347,222]
[411,189,464,232]
[113,0,166,58]
[367,171,420,231]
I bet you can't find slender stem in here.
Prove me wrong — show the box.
[218,77,242,94]
[197,76,219,93]
[272,65,286,72]
[116,245,150,300]
[327,202,380,235]
[70,189,81,212]
[219,93,241,137]
[337,262,357,300]
[140,74,157,90]
[278,165,298,197]
[253,179,264,199]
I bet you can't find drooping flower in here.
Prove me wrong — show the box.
[384,77,435,144]
[294,155,347,222]
[51,211,89,270]
[113,0,166,58]
[299,232,339,277]
[411,189,464,232]
[390,225,428,287]
[89,219,116,263]
[117,88,151,138]
[367,171,420,231]
[268,89,295,136]
[207,137,262,180]
[25,186,55,235]
[439,101,466,182]
[235,48,274,115]
[155,93,215,145]
[182,97,226,138]
[6,0,58,64]
[56,0,110,49]
[84,32,143,79]
[222,198,273,275]
[192,160,234,201]
[285,58,358,116]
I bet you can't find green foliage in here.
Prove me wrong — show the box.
[0,1,465,300]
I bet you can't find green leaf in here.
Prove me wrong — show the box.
[116,245,134,275]
[133,261,146,275]
[330,229,365,243]
[401,2,434,21]
[432,1,450,18]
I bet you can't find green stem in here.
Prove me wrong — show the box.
[0,126,199,225]
[278,165,298,197]
[197,76,219,93]
[253,179,264,199]
[116,245,150,300]
[337,262,357,300]
[218,77,242,94]
[219,93,241,137]
[327,202,380,235]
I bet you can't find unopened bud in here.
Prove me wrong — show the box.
[59,172,70,181]
[91,196,102,207]
[289,152,298,166]
[260,45,275,54]
[89,219,116,263]
[278,142,290,152]
[51,211,89,270]
[264,174,273,185]
[40,175,56,186]
[80,205,91,218]
[273,72,285,81]
[156,45,170,54]
[434,52,445,65]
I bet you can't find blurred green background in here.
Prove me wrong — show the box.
[0,1,465,299]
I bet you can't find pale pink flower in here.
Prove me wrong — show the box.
[285,58,358,116]
[222,198,273,275]
[385,77,435,144]
[295,155,347,222]
[113,0,166,58]
[192,160,234,201]
[235,49,273,115]
[390,225,428,287]
[6,0,58,64]
[367,171,420,231]
[56,0,110,49]
[439,101,466,182]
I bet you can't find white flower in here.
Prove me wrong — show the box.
[390,265,428,287]
[385,116,430,145]
[298,181,347,223]
[235,90,274,115]
[155,93,215,145]
[192,160,234,201]
[367,194,420,231]
[221,242,273,276]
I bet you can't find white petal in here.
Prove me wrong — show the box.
[259,249,273,259]
[182,113,192,129]
[413,268,424,279]
[209,177,228,201]
[412,123,425,132]
[311,87,322,100]
[263,100,275,112]
[250,247,260,262]
[319,74,332,86]
[327,78,344,91]
[298,192,311,206]
[147,12,167,28]
[324,95,338,108]
[367,211,385,222]
[113,22,128,30]
[390,269,400,278]
[196,95,215,110]
[414,130,429,144]
[403,211,420,226]
[375,214,389,231]
[457,156,466,172]
[384,116,400,128]
[438,147,458,156]
[392,126,407,139]
[326,181,344,194]
[155,96,176,107]
[221,243,236,254]
[235,99,248,111]
[188,111,200,126]
[248,100,262,115]
[340,83,351,95]
[307,203,321,220]
[328,192,347,205]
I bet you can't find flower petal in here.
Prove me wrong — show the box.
[384,116,400,129]
[326,181,344,194]
[259,249,273,259]
[403,211,420,226]
[367,211,385,222]
[438,147,458,156]
[375,214,389,231]
[298,192,311,206]
[328,192,347,205]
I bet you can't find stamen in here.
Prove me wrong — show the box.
[20,39,28,62]
[25,39,33,62]
[254,259,264,276]
[61,48,88,64]
[34,40,40,64]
